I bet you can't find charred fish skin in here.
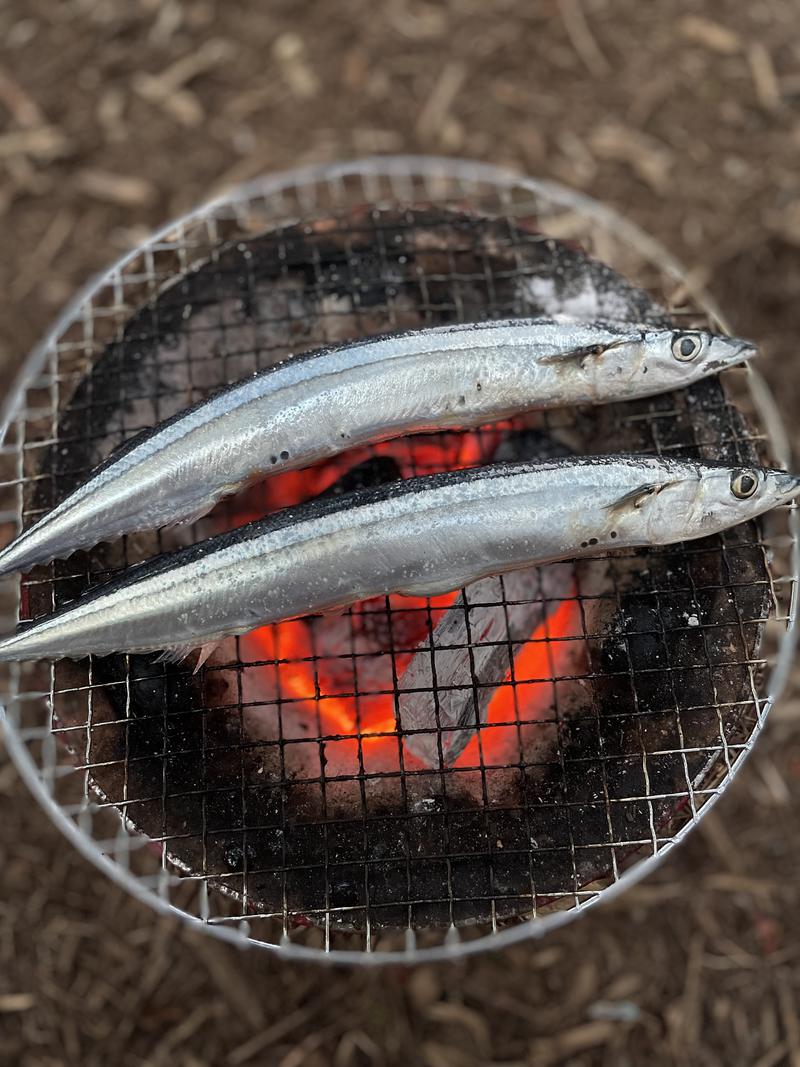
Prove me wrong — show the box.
[0,319,755,577]
[0,456,795,664]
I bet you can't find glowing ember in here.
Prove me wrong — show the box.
[239,592,580,777]
[221,423,583,779]
[228,425,508,528]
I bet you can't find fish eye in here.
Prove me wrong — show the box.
[730,469,759,499]
[672,332,703,362]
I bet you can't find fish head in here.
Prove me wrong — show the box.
[604,463,800,545]
[584,327,756,401]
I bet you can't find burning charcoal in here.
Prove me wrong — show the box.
[28,201,774,940]
[397,428,575,769]
[318,455,402,497]
[397,563,574,767]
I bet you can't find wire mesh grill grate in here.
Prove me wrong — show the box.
[0,158,796,963]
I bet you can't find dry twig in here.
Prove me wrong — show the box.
[678,15,741,55]
[749,43,781,112]
[558,0,611,76]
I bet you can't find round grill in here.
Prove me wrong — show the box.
[1,157,797,964]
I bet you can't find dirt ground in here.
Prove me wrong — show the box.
[3,2,800,1065]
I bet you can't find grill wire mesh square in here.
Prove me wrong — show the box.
[0,158,796,964]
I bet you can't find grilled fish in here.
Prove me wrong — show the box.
[0,319,755,577]
[0,456,793,664]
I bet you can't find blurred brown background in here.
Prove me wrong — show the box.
[2,2,800,1065]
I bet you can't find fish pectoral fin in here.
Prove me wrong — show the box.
[537,344,602,368]
[605,481,669,514]
[538,338,629,368]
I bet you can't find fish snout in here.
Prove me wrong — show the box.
[733,338,758,363]
[702,336,757,375]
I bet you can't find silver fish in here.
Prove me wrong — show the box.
[0,456,794,664]
[0,319,754,577]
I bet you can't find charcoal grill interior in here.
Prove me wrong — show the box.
[1,159,796,961]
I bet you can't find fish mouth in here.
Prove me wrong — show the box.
[728,338,758,366]
[703,338,756,373]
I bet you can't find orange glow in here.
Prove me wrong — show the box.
[227,424,511,529]
[240,590,581,770]
[452,594,580,765]
[245,618,396,736]
[227,422,582,771]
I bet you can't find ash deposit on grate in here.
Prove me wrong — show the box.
[19,208,772,931]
